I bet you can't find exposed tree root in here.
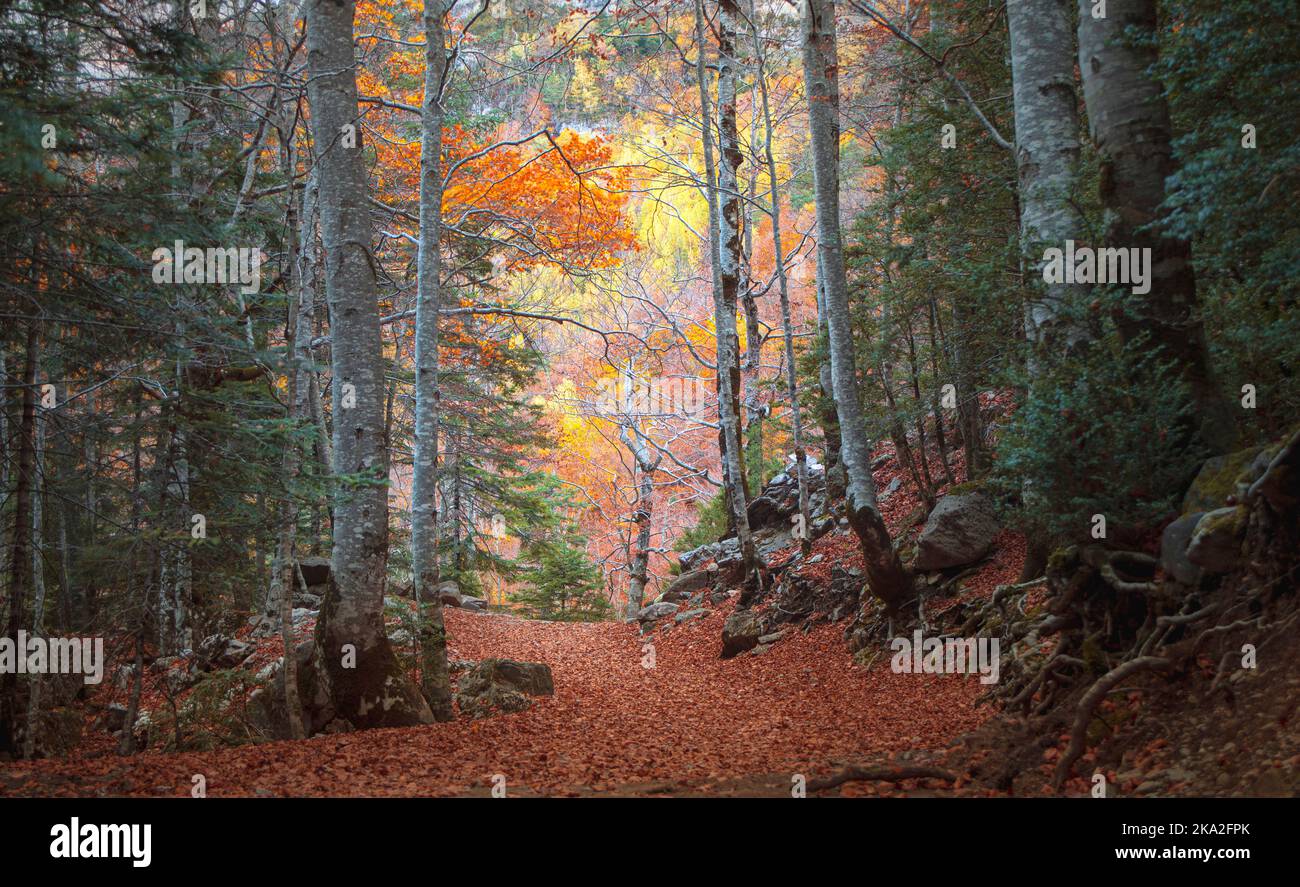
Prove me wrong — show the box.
[809,764,957,792]
[1051,656,1171,789]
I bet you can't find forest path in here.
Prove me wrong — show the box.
[0,603,989,797]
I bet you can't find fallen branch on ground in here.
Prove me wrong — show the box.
[809,765,957,792]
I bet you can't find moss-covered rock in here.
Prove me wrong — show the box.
[454,658,554,719]
[1187,505,1248,573]
[1182,446,1273,515]
[721,609,763,658]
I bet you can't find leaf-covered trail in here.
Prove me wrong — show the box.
[0,601,992,797]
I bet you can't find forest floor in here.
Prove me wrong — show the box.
[4,581,1294,797]
[2,411,1295,797]
[0,599,998,797]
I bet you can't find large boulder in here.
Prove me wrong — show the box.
[1182,446,1272,514]
[721,609,764,658]
[638,601,680,624]
[752,525,795,560]
[418,579,463,606]
[1160,512,1205,585]
[679,537,741,572]
[745,463,828,530]
[659,569,713,603]
[913,492,999,570]
[195,634,254,672]
[296,556,331,587]
[1187,506,1247,574]
[455,658,554,719]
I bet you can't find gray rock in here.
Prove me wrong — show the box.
[293,591,323,610]
[419,579,462,606]
[1182,446,1268,514]
[753,525,794,559]
[458,594,488,612]
[674,608,708,624]
[638,601,680,623]
[659,569,713,603]
[722,609,763,658]
[296,556,332,587]
[679,537,741,572]
[878,476,903,501]
[746,493,787,528]
[1186,506,1246,574]
[455,658,554,719]
[195,634,254,671]
[246,638,327,740]
[1160,512,1205,585]
[914,493,999,570]
[826,460,847,500]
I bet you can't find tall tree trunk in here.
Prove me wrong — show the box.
[306,0,433,730]
[694,0,760,582]
[801,0,909,611]
[21,392,47,758]
[157,384,192,656]
[814,273,846,493]
[117,388,147,756]
[0,320,39,754]
[1076,0,1233,452]
[270,126,309,741]
[1009,0,1092,358]
[750,1,812,553]
[619,388,660,620]
[294,164,331,552]
[926,300,957,485]
[411,0,455,721]
[718,0,750,504]
[946,294,985,476]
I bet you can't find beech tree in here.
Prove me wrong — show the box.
[1076,0,1232,452]
[411,0,456,721]
[305,0,432,729]
[800,0,909,611]
[693,0,760,584]
[1008,0,1091,356]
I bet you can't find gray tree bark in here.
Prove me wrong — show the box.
[412,0,455,720]
[618,370,661,620]
[1076,0,1233,452]
[306,0,433,729]
[718,0,750,503]
[694,0,760,582]
[749,0,812,554]
[1008,0,1091,357]
[21,393,47,758]
[0,319,39,753]
[801,0,909,610]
